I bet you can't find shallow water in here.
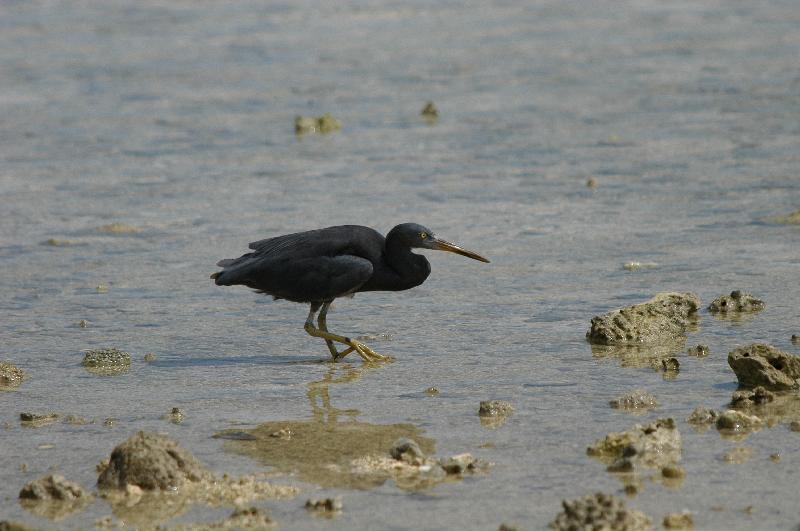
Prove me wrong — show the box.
[1,1,800,528]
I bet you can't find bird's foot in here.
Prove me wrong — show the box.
[338,340,391,363]
[305,322,392,364]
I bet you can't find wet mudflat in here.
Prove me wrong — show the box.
[2,1,800,529]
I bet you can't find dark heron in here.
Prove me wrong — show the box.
[211,223,490,362]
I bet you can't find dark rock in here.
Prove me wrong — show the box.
[97,431,213,490]
[708,290,764,313]
[687,407,720,425]
[728,343,800,390]
[295,113,341,134]
[549,492,652,530]
[586,292,699,345]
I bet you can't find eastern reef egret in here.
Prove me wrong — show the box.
[211,223,489,362]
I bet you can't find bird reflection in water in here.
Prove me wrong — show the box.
[218,364,436,490]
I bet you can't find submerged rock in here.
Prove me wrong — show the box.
[479,400,514,417]
[715,410,763,434]
[98,222,142,234]
[390,438,426,465]
[305,497,342,515]
[0,362,25,389]
[420,101,439,120]
[20,474,89,501]
[587,418,681,472]
[479,400,514,428]
[730,386,775,408]
[82,348,131,376]
[549,492,652,531]
[663,511,694,529]
[687,407,720,426]
[586,292,700,346]
[687,344,710,357]
[609,390,658,411]
[97,431,213,490]
[708,290,764,314]
[19,475,91,521]
[721,446,753,464]
[20,412,59,428]
[728,343,800,390]
[295,113,341,134]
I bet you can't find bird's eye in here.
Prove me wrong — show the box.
[420,232,428,240]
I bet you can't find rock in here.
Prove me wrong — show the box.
[586,292,700,345]
[728,343,800,390]
[159,505,276,530]
[390,438,426,465]
[708,290,764,314]
[0,362,25,389]
[730,386,775,408]
[82,348,131,376]
[687,344,709,357]
[623,261,658,271]
[659,357,680,373]
[770,453,781,462]
[663,511,693,529]
[549,492,652,530]
[687,407,720,425]
[587,418,681,472]
[305,497,342,514]
[98,222,142,234]
[790,420,800,432]
[792,334,800,345]
[609,389,658,411]
[420,102,438,119]
[424,387,439,396]
[479,400,514,428]
[479,400,514,417]
[715,410,763,434]
[20,412,59,428]
[438,453,483,475]
[498,525,521,531]
[97,431,213,490]
[295,113,341,134]
[586,177,598,189]
[167,407,185,424]
[20,475,89,501]
[144,352,156,362]
[661,464,686,479]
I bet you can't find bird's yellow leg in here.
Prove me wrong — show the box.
[316,303,340,359]
[305,306,389,363]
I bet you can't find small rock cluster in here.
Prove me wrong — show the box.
[549,492,652,530]
[708,290,764,314]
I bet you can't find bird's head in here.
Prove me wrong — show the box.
[391,223,490,263]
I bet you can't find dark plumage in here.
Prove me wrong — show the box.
[212,223,489,362]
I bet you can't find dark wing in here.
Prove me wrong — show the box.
[211,225,384,303]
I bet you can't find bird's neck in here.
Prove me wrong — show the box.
[385,236,431,290]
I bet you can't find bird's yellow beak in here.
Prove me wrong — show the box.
[431,238,490,263]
